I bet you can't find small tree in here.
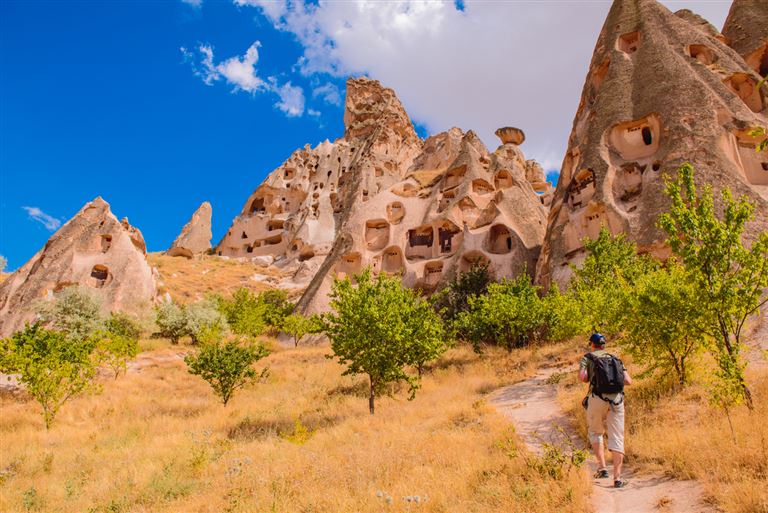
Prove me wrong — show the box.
[184,336,270,406]
[569,228,655,336]
[323,269,446,414]
[621,262,704,386]
[431,263,491,338]
[155,301,187,344]
[37,286,104,341]
[658,163,768,408]
[217,288,268,337]
[281,313,321,348]
[0,323,98,429]
[260,289,294,329]
[185,299,228,344]
[97,312,141,379]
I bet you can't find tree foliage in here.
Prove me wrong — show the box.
[323,269,446,414]
[185,299,228,344]
[0,323,99,429]
[37,286,104,341]
[281,313,321,347]
[184,336,270,406]
[658,163,768,408]
[97,312,141,379]
[431,263,492,338]
[154,301,188,344]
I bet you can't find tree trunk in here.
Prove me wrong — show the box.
[369,375,375,415]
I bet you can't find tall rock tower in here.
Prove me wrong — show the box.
[536,0,768,288]
[0,198,157,336]
[722,0,768,76]
[218,77,550,312]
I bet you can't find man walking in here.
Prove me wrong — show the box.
[579,333,633,488]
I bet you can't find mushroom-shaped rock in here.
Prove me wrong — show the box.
[167,202,213,258]
[495,127,526,146]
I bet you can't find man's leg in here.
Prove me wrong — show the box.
[607,402,626,482]
[586,396,608,471]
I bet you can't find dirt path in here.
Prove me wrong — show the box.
[489,368,715,513]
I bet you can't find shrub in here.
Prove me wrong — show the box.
[280,313,322,347]
[323,269,446,414]
[97,312,142,379]
[155,301,188,344]
[431,263,491,338]
[36,285,104,341]
[259,289,294,329]
[184,336,270,406]
[0,323,99,429]
[217,288,268,337]
[185,299,228,344]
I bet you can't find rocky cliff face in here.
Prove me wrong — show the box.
[218,77,551,312]
[167,201,213,258]
[535,0,768,289]
[0,197,157,336]
[722,0,768,76]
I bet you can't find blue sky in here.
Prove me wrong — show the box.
[0,0,730,271]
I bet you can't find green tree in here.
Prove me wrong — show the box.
[155,301,188,344]
[621,262,704,386]
[97,312,141,379]
[281,313,321,348]
[184,336,270,406]
[185,299,228,344]
[658,163,768,408]
[456,273,550,351]
[260,289,294,329]
[0,323,98,429]
[569,228,655,335]
[323,269,446,414]
[217,288,268,337]
[541,285,587,343]
[37,286,104,341]
[431,263,491,338]
[749,126,767,153]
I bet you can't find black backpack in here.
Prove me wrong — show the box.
[586,352,625,399]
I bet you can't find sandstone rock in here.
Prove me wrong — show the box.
[535,0,768,289]
[218,77,549,313]
[0,197,157,336]
[167,201,212,258]
[722,0,768,76]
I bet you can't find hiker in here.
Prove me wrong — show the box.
[579,333,633,488]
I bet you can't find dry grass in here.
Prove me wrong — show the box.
[555,347,768,513]
[148,253,294,303]
[0,342,589,513]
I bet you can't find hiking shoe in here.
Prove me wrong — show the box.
[614,479,628,489]
[593,469,609,479]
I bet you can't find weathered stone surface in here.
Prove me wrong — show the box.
[167,201,213,258]
[722,0,768,76]
[218,77,549,313]
[535,0,768,289]
[0,197,157,336]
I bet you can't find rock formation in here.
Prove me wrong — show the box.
[167,201,213,258]
[535,0,768,289]
[722,0,768,76]
[218,77,551,312]
[0,197,157,336]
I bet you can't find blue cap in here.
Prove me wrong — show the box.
[590,333,606,345]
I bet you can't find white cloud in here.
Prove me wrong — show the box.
[182,41,306,117]
[271,79,305,117]
[181,0,203,8]
[312,82,341,106]
[236,0,731,171]
[22,206,61,231]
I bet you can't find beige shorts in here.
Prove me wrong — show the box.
[586,394,625,454]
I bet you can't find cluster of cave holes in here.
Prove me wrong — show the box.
[438,189,456,211]
[724,73,764,113]
[472,179,493,195]
[567,169,595,210]
[618,31,640,54]
[90,265,110,288]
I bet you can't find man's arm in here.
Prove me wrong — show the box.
[623,370,633,386]
[578,355,589,383]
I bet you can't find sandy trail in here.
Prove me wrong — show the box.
[489,368,715,513]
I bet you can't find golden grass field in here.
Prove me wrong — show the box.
[0,341,591,513]
[148,253,295,304]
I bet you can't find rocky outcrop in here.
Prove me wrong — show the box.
[535,0,768,289]
[722,0,768,76]
[167,201,213,258]
[0,197,157,336]
[218,77,550,313]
